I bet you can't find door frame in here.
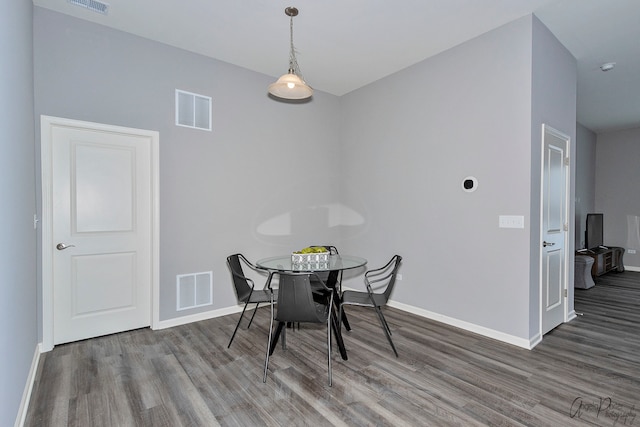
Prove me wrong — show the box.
[40,115,160,351]
[538,123,571,337]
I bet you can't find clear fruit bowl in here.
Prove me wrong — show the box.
[291,251,329,264]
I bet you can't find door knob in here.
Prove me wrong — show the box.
[543,241,555,247]
[56,243,75,250]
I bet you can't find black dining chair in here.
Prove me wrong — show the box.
[310,245,340,285]
[263,271,335,386]
[309,245,352,331]
[340,254,402,357]
[226,253,277,348]
[311,245,339,255]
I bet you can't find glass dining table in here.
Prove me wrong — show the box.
[256,254,367,360]
[256,254,367,274]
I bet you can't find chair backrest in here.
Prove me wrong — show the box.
[366,255,402,302]
[227,253,253,303]
[310,245,340,284]
[383,255,402,300]
[310,245,339,255]
[274,272,330,323]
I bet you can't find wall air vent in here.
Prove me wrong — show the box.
[68,0,110,15]
[176,271,213,311]
[176,89,212,131]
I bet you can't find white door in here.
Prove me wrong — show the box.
[541,124,569,335]
[41,116,159,349]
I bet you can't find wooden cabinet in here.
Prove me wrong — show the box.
[576,247,625,277]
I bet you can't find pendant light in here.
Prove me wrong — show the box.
[268,7,313,100]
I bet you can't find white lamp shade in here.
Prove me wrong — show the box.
[268,72,313,100]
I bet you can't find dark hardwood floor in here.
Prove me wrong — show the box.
[25,272,640,426]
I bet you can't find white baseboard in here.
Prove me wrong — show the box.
[15,343,41,427]
[148,287,599,347]
[386,300,537,349]
[154,305,244,330]
[528,332,543,348]
[160,299,538,349]
[624,265,640,272]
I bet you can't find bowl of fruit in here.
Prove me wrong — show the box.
[291,246,330,264]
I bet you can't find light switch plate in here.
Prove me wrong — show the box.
[499,215,525,228]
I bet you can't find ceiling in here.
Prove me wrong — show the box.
[33,0,640,133]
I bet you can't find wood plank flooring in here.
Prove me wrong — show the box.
[25,272,640,426]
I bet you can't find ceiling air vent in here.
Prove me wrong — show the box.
[68,0,109,15]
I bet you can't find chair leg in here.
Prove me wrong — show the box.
[327,303,333,387]
[373,306,398,357]
[379,309,393,336]
[263,301,275,383]
[268,322,286,355]
[282,326,287,350]
[247,302,260,328]
[228,300,250,348]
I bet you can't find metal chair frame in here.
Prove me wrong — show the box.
[340,255,402,357]
[226,253,276,348]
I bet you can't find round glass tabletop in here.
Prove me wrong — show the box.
[256,254,367,272]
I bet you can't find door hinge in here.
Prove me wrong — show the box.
[564,223,568,232]
[564,157,570,166]
[564,289,568,298]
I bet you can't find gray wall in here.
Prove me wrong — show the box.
[575,123,597,249]
[31,6,576,357]
[0,2,38,425]
[530,15,577,335]
[341,15,576,341]
[33,8,343,324]
[595,127,640,269]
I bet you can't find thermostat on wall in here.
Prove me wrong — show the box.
[462,176,478,192]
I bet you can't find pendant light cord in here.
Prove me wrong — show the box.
[288,14,305,82]
[267,6,313,100]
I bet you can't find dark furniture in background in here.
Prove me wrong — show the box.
[574,255,596,289]
[576,246,625,277]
